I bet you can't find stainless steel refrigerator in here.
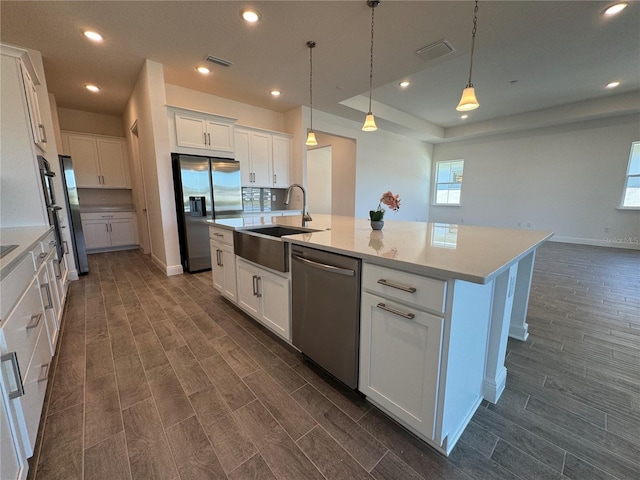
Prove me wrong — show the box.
[58,155,89,275]
[172,153,242,273]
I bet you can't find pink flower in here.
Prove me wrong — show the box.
[380,191,401,211]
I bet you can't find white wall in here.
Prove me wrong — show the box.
[430,114,640,249]
[57,108,125,137]
[307,146,332,214]
[309,108,432,222]
[165,84,285,132]
[123,60,178,273]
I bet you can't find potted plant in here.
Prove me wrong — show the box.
[369,191,401,230]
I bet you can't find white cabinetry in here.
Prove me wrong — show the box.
[81,212,137,251]
[271,134,291,187]
[61,132,129,188]
[1,393,24,480]
[209,226,237,302]
[359,262,492,455]
[173,109,234,153]
[236,257,290,340]
[0,229,63,476]
[235,127,292,188]
[19,62,47,153]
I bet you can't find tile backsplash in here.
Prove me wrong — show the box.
[242,187,288,212]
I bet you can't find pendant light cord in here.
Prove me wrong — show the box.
[307,41,316,130]
[368,2,376,113]
[466,0,478,88]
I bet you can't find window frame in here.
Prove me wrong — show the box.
[433,159,464,206]
[620,141,640,210]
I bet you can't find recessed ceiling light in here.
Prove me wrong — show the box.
[83,30,103,42]
[606,81,621,89]
[460,114,469,119]
[270,90,281,97]
[604,3,627,15]
[196,66,211,74]
[85,84,100,92]
[399,81,411,88]
[242,9,260,23]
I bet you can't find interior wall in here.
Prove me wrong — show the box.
[123,60,173,272]
[57,107,125,137]
[307,146,332,214]
[310,108,431,222]
[165,84,285,132]
[430,114,640,249]
[313,131,356,217]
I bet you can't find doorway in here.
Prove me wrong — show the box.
[129,121,152,255]
[307,146,332,214]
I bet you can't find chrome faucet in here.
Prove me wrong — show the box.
[284,183,312,224]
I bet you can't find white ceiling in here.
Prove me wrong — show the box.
[1,1,638,142]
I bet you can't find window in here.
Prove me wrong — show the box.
[621,142,640,208]
[434,160,464,205]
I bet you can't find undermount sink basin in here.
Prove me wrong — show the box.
[234,225,319,272]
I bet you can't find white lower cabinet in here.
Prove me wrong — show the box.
[236,258,290,340]
[359,292,443,441]
[0,394,24,480]
[81,212,137,251]
[210,240,237,302]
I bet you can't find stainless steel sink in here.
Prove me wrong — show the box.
[234,225,318,272]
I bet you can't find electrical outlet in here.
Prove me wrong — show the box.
[272,194,276,201]
[527,222,532,228]
[604,226,610,233]
[460,218,464,224]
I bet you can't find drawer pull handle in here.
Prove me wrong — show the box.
[26,313,43,330]
[38,252,48,263]
[376,303,416,320]
[41,282,53,309]
[1,352,25,399]
[377,278,417,293]
[49,240,56,247]
[62,240,69,254]
[54,260,62,279]
[213,233,224,237]
[38,363,50,383]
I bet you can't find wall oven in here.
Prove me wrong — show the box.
[37,156,64,263]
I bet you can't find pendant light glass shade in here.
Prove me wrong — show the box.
[306,41,317,146]
[362,1,380,132]
[457,1,480,112]
[305,131,318,146]
[362,113,377,131]
[456,86,479,111]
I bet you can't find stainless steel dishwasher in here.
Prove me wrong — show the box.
[291,245,362,388]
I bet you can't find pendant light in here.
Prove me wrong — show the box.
[362,0,380,132]
[305,41,318,146]
[456,0,480,111]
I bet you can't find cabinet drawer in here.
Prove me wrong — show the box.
[17,320,51,457]
[81,211,133,221]
[0,253,37,320]
[209,226,234,245]
[363,263,447,314]
[2,277,43,380]
[40,230,56,255]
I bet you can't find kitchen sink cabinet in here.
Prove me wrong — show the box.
[81,212,137,252]
[209,225,238,303]
[236,257,290,340]
[61,132,129,188]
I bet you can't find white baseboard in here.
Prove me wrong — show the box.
[166,264,184,276]
[509,323,529,341]
[67,269,79,281]
[483,367,507,404]
[550,236,640,250]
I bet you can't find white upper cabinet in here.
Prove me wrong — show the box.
[236,127,291,188]
[173,109,234,154]
[62,132,129,188]
[271,134,291,187]
[20,62,47,153]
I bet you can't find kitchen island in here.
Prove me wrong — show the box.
[208,214,552,455]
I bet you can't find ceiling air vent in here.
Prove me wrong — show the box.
[205,55,233,67]
[416,39,455,62]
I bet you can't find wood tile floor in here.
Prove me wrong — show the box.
[27,242,640,480]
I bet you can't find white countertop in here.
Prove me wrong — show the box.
[209,214,553,284]
[0,226,52,280]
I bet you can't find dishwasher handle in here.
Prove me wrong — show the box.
[292,254,355,277]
